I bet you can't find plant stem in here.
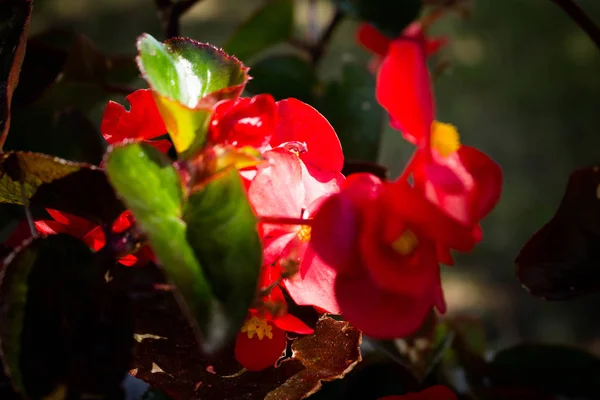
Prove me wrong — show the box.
[309,8,345,65]
[398,149,419,182]
[154,0,202,39]
[259,216,312,226]
[552,0,600,50]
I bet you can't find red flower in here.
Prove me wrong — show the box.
[4,210,152,267]
[235,264,313,371]
[207,95,344,314]
[378,385,458,400]
[100,89,172,152]
[357,21,447,73]
[376,24,502,264]
[309,173,483,337]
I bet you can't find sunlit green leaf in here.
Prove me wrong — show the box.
[184,168,262,343]
[224,0,295,62]
[137,34,249,157]
[0,152,83,205]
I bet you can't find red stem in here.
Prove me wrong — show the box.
[259,216,313,226]
[398,149,419,182]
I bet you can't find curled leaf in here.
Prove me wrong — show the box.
[137,34,249,158]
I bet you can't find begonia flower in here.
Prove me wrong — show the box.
[100,89,172,152]
[235,264,313,371]
[207,95,344,314]
[308,173,483,337]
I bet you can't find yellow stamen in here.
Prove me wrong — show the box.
[431,121,461,157]
[297,225,311,242]
[241,316,273,340]
[391,229,419,256]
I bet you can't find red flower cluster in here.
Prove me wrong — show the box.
[305,22,502,337]
[205,94,345,370]
[5,209,153,266]
[3,21,502,370]
[379,385,458,400]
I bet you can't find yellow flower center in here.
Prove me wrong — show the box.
[391,229,419,256]
[297,225,312,242]
[431,121,461,157]
[241,316,273,340]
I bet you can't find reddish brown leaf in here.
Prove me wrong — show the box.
[130,288,361,400]
[0,0,33,148]
[265,317,362,399]
[516,164,600,300]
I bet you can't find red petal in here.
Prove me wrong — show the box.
[100,89,167,144]
[426,37,449,56]
[436,244,454,266]
[273,313,314,335]
[112,211,133,233]
[376,38,434,145]
[301,162,344,209]
[356,23,391,57]
[248,149,306,217]
[82,226,106,251]
[359,202,440,298]
[458,146,503,221]
[234,320,287,371]
[45,209,98,238]
[273,99,344,173]
[384,181,477,252]
[118,254,139,266]
[335,269,435,338]
[310,173,382,273]
[284,243,342,314]
[35,220,67,235]
[3,219,64,248]
[143,138,172,153]
[208,94,277,151]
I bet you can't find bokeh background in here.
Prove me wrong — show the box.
[22,0,600,353]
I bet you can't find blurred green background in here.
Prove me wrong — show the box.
[24,0,600,352]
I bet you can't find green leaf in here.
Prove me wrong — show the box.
[0,234,133,399]
[516,165,600,300]
[489,344,600,398]
[0,0,32,148]
[105,142,230,352]
[223,0,295,63]
[137,34,249,157]
[183,168,262,344]
[0,152,84,205]
[318,62,383,162]
[246,54,317,103]
[333,0,422,37]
